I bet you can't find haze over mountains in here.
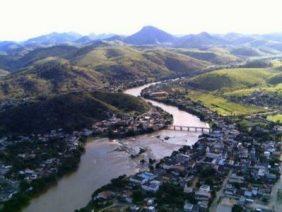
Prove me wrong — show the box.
[1,26,282,55]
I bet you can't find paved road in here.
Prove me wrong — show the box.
[268,163,282,211]
[210,171,232,212]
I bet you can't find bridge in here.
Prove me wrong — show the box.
[167,125,211,133]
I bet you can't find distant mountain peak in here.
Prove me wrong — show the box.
[140,25,163,31]
[124,26,175,45]
[24,32,82,46]
[198,32,212,37]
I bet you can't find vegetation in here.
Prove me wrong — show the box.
[231,47,261,57]
[0,91,149,135]
[188,68,278,91]
[74,44,209,82]
[2,140,85,212]
[267,114,282,124]
[187,90,264,116]
[156,183,187,209]
[174,47,240,65]
[0,58,104,100]
[185,67,281,111]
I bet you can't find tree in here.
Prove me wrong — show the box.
[232,204,243,212]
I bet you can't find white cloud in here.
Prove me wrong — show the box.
[1,0,282,41]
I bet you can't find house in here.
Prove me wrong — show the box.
[199,185,211,193]
[147,206,156,212]
[149,91,169,99]
[197,200,209,210]
[142,180,161,192]
[258,168,266,177]
[244,191,253,198]
[183,201,194,212]
[130,205,140,212]
[195,190,211,201]
[130,172,156,185]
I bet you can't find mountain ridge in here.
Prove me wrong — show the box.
[1,26,282,57]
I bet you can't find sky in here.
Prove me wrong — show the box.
[1,0,282,41]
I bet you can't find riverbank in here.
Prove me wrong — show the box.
[77,81,281,211]
[1,136,87,212]
[0,91,172,212]
[19,81,207,212]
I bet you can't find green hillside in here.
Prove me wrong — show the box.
[188,68,278,91]
[73,45,209,82]
[0,43,211,91]
[268,73,282,85]
[0,91,149,135]
[231,47,261,57]
[223,83,282,97]
[0,58,105,100]
[93,91,149,114]
[183,66,281,112]
[0,45,79,71]
[174,47,240,65]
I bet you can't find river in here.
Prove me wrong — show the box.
[24,82,208,212]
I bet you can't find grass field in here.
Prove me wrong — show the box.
[187,90,265,116]
[267,114,282,123]
[271,59,282,68]
[223,83,282,97]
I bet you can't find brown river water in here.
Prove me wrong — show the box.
[24,82,208,212]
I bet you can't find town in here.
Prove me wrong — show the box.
[78,83,281,212]
[92,106,173,138]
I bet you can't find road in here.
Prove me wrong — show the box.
[209,170,232,212]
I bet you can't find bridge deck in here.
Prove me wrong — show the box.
[167,125,211,132]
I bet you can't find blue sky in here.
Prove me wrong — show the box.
[1,0,282,41]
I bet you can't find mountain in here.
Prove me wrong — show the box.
[72,43,209,84]
[230,47,262,57]
[0,42,211,100]
[1,27,282,58]
[76,33,116,44]
[23,32,82,46]
[0,58,104,100]
[0,91,149,135]
[259,33,282,42]
[174,47,240,65]
[124,26,175,45]
[0,45,79,72]
[0,41,23,55]
[187,68,278,91]
[175,32,227,48]
[222,33,257,45]
[16,45,79,68]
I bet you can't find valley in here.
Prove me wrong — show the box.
[0,26,281,212]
